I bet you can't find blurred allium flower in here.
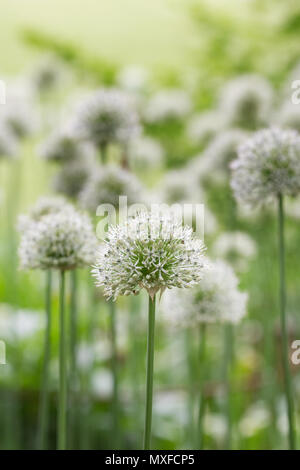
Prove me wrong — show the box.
[1,81,39,138]
[196,129,248,184]
[213,231,257,272]
[31,56,64,93]
[92,211,207,300]
[129,136,164,170]
[53,157,97,199]
[159,169,200,204]
[144,89,191,123]
[219,75,273,129]
[72,88,140,147]
[163,260,247,326]
[274,102,300,133]
[231,127,300,207]
[39,128,96,163]
[117,65,149,93]
[186,111,226,147]
[18,195,74,232]
[239,402,271,438]
[0,121,18,158]
[80,164,143,211]
[19,208,97,271]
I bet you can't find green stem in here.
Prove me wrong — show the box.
[69,269,78,449]
[223,323,234,449]
[197,324,206,450]
[143,295,156,450]
[38,270,52,450]
[57,270,67,450]
[109,299,119,448]
[100,143,108,164]
[278,193,296,450]
[185,328,196,449]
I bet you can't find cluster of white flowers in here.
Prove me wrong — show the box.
[213,231,257,272]
[117,65,149,93]
[219,75,273,129]
[162,259,247,327]
[72,88,140,147]
[80,164,143,211]
[186,111,226,147]
[39,128,96,163]
[92,211,207,300]
[274,102,300,133]
[158,169,200,205]
[144,89,191,123]
[31,55,65,93]
[53,157,97,199]
[129,136,164,170]
[231,127,300,207]
[19,206,97,271]
[197,129,248,184]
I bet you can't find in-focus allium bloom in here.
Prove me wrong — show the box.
[80,164,143,211]
[19,208,97,271]
[92,211,207,300]
[213,231,257,272]
[196,129,248,184]
[219,75,273,129]
[39,128,96,163]
[144,89,191,123]
[186,111,226,147]
[129,136,164,170]
[72,88,140,147]
[0,121,18,158]
[53,157,97,199]
[162,260,247,327]
[231,127,300,207]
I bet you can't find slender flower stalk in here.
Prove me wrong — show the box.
[197,324,206,450]
[278,193,296,449]
[58,270,67,450]
[223,323,234,449]
[109,299,120,448]
[38,269,52,450]
[69,269,78,449]
[143,295,156,450]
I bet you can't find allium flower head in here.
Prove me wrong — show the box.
[159,169,200,205]
[17,196,73,232]
[72,88,140,147]
[80,164,143,211]
[231,127,300,207]
[163,260,247,327]
[274,102,300,133]
[19,208,97,271]
[92,211,207,300]
[117,65,149,93]
[53,157,96,199]
[219,75,273,129]
[39,128,95,163]
[144,89,191,123]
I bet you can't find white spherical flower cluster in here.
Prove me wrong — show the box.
[213,231,257,272]
[19,208,97,271]
[231,127,300,207]
[117,65,149,93]
[219,75,273,129]
[72,88,140,147]
[186,111,226,147]
[53,157,96,199]
[80,164,143,211]
[92,211,207,300]
[144,89,191,124]
[129,136,164,170]
[159,169,200,205]
[163,260,247,327]
[39,129,96,163]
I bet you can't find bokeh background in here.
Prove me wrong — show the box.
[1,0,300,450]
